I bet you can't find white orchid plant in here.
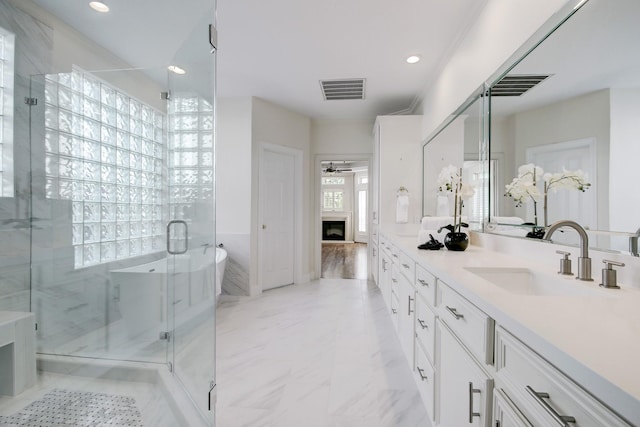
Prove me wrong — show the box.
[505,163,591,229]
[437,165,475,233]
[504,164,544,226]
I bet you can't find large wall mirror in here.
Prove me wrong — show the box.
[487,0,640,254]
[422,89,486,232]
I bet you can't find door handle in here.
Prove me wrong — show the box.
[167,220,188,255]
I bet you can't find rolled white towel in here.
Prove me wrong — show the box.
[396,195,409,224]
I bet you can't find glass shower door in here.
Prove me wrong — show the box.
[165,11,217,423]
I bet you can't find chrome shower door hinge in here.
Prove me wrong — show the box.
[159,331,171,341]
[24,97,38,106]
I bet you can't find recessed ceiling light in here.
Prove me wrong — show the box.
[406,55,421,64]
[168,65,186,75]
[89,1,109,13]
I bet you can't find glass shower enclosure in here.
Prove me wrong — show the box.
[0,0,216,425]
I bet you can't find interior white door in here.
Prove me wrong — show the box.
[260,148,295,290]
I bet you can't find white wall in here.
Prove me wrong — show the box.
[423,118,465,216]
[250,97,312,295]
[311,119,374,155]
[216,97,252,234]
[419,0,569,139]
[609,88,640,233]
[378,115,422,227]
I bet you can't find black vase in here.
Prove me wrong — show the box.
[444,232,469,251]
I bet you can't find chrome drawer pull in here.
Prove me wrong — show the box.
[391,278,398,284]
[417,367,428,381]
[468,382,481,422]
[417,278,429,287]
[392,254,398,258]
[526,386,576,426]
[391,308,397,314]
[408,296,414,315]
[402,263,410,269]
[446,306,464,320]
[417,319,428,330]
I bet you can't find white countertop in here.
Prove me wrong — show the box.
[382,230,640,425]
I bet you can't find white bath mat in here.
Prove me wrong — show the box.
[0,388,143,426]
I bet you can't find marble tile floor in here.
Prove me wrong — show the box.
[216,278,430,427]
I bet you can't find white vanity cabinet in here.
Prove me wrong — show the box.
[494,327,631,427]
[439,319,493,427]
[397,272,416,365]
[370,225,379,284]
[493,388,532,427]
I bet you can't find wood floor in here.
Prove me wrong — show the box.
[321,243,368,279]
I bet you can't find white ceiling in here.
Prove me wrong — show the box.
[31,0,488,121]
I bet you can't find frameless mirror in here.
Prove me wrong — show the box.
[487,0,640,254]
[422,90,485,231]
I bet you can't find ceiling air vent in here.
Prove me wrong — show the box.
[320,79,365,100]
[491,75,550,97]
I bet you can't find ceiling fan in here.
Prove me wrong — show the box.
[323,162,352,173]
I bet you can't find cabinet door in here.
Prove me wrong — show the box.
[397,273,415,366]
[439,320,493,427]
[380,253,391,309]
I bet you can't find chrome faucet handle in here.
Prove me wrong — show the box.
[555,250,573,276]
[599,259,625,289]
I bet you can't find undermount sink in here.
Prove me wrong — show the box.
[464,267,611,297]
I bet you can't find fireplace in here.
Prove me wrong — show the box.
[322,220,346,241]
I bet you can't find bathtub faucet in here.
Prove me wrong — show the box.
[201,243,213,254]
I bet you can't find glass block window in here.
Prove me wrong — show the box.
[0,28,15,197]
[168,94,214,219]
[44,69,166,268]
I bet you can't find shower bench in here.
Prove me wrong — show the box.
[0,311,36,396]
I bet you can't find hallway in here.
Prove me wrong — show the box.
[215,278,429,426]
[321,243,368,280]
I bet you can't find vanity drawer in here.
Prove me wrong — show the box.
[390,264,399,295]
[389,243,400,262]
[414,343,436,421]
[495,327,630,427]
[415,264,436,307]
[390,291,399,329]
[414,296,436,363]
[398,251,415,283]
[439,281,494,365]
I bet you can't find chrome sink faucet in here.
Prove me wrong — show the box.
[543,220,593,281]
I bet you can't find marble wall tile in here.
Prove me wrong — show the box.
[216,233,250,296]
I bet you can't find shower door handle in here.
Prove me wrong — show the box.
[167,220,189,255]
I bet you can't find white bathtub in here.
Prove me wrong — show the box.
[110,248,224,339]
[215,246,227,298]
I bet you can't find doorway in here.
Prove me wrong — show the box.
[317,156,370,279]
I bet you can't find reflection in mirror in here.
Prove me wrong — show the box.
[422,92,485,232]
[488,0,640,254]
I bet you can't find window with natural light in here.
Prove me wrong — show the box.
[44,69,166,268]
[0,27,15,197]
[323,190,344,211]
